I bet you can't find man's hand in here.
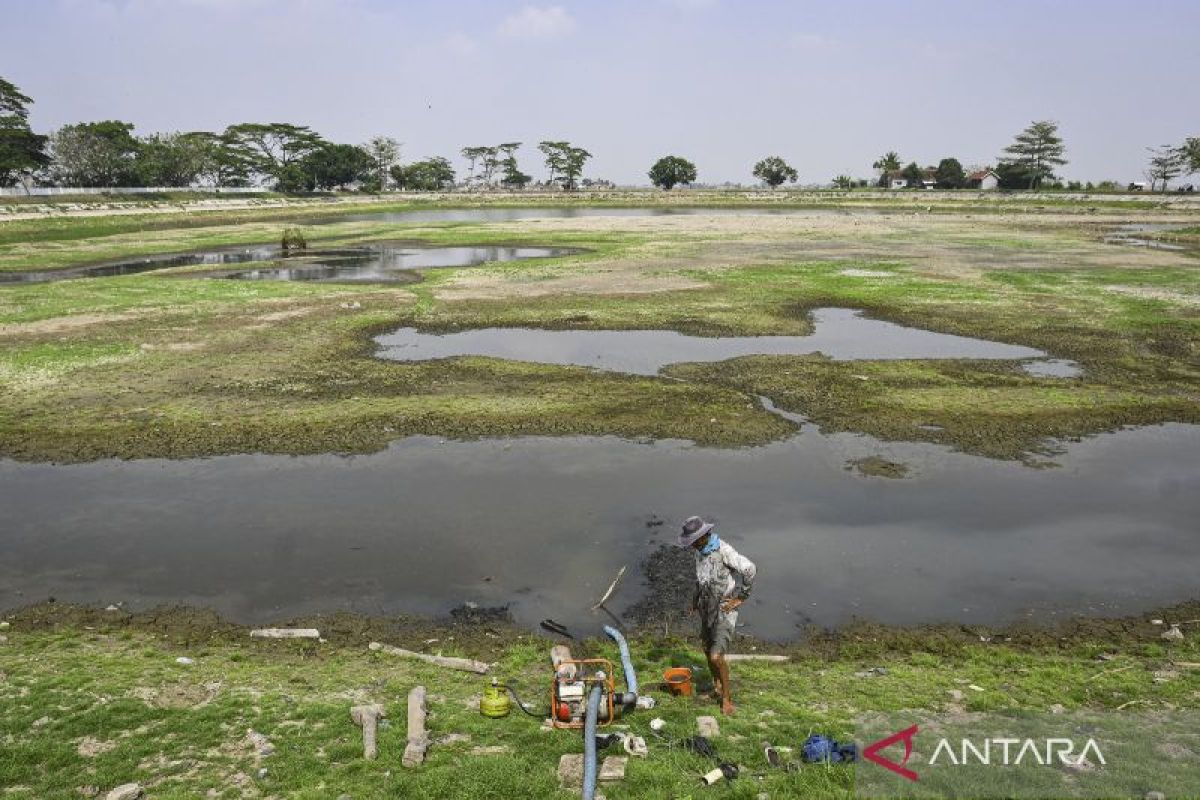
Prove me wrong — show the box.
[720,597,743,613]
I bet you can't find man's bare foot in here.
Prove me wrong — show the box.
[721,699,735,716]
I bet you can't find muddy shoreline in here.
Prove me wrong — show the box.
[7,558,1198,660]
[6,597,1197,661]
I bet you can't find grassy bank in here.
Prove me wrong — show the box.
[1,603,1197,798]
[1,200,1197,463]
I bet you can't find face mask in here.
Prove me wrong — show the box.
[700,533,721,555]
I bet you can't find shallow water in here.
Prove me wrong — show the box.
[1102,223,1190,252]
[375,307,1057,375]
[333,205,866,225]
[0,206,861,283]
[1021,359,1084,378]
[223,245,577,283]
[3,423,1196,639]
[0,244,576,284]
[0,246,282,283]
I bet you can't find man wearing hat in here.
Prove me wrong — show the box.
[679,515,757,716]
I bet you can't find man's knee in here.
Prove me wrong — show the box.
[707,648,725,663]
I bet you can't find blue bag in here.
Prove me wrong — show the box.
[802,734,839,763]
[801,734,859,764]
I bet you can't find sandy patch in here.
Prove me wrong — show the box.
[437,268,708,300]
[440,212,1199,294]
[139,342,204,352]
[76,736,117,757]
[256,307,317,322]
[840,269,896,277]
[128,681,220,709]
[1104,285,1200,306]
[0,312,140,336]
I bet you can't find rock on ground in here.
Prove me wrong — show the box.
[245,729,274,758]
[697,715,720,737]
[599,756,627,782]
[470,745,510,756]
[104,784,142,800]
[558,754,627,788]
[558,753,584,788]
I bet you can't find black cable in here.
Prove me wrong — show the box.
[501,684,549,719]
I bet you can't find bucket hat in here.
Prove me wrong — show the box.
[677,515,715,548]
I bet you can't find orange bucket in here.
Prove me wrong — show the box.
[663,667,694,696]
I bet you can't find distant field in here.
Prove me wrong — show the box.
[0,195,1197,462]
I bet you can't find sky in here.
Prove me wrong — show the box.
[1,0,1197,186]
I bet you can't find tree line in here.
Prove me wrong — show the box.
[2,78,1197,193]
[866,121,1198,193]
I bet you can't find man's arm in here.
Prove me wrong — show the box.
[721,544,756,608]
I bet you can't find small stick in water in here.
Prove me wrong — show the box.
[591,565,627,611]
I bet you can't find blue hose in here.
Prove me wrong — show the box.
[603,625,638,697]
[582,685,602,800]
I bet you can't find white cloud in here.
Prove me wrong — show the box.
[788,32,833,50]
[444,32,479,57]
[497,5,576,39]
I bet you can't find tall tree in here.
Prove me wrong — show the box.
[0,77,48,187]
[460,146,488,185]
[648,155,697,190]
[934,157,965,189]
[1144,145,1182,193]
[538,141,590,190]
[48,121,140,187]
[301,144,374,190]
[1178,137,1200,176]
[185,131,252,187]
[223,123,325,185]
[364,136,400,190]
[752,156,798,188]
[999,120,1067,190]
[134,132,215,187]
[390,157,455,191]
[872,151,901,187]
[496,142,529,188]
[900,161,922,187]
[479,146,501,185]
[537,140,567,185]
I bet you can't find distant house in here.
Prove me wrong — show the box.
[966,169,1000,190]
[886,168,939,190]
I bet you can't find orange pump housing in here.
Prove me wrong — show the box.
[550,657,615,730]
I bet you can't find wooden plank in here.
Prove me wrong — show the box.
[368,642,490,674]
[725,653,790,663]
[250,628,320,639]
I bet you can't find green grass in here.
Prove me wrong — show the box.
[2,604,1197,799]
[0,200,1197,463]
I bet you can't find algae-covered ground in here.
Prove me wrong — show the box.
[1,602,1198,799]
[1,195,1197,463]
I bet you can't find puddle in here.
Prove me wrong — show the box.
[375,308,1051,374]
[0,245,281,284]
[2,424,1197,638]
[0,244,577,284]
[1102,223,1189,252]
[1022,359,1083,378]
[221,245,577,283]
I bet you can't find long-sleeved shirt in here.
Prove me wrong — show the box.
[692,540,757,615]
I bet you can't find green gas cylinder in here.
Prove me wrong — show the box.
[480,678,511,718]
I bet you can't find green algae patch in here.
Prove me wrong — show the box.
[667,356,1200,461]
